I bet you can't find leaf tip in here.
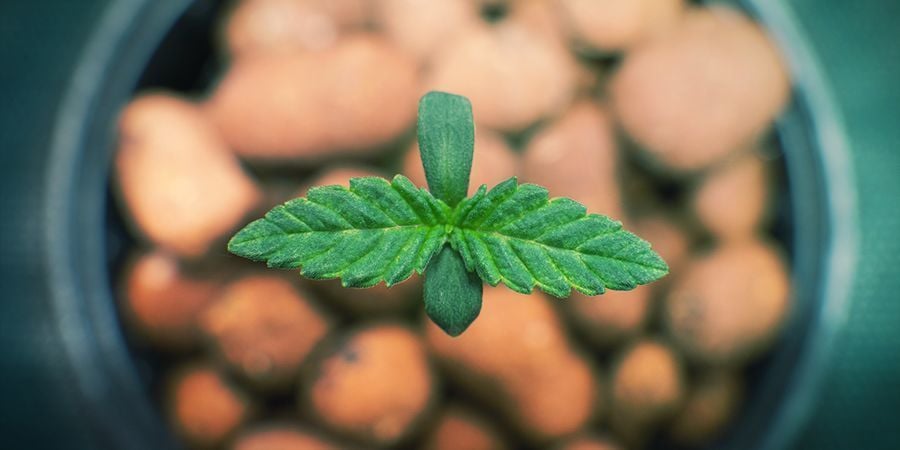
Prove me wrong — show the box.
[226,224,254,258]
[427,306,479,337]
[441,323,469,338]
[226,235,240,255]
[645,247,670,279]
[420,90,472,107]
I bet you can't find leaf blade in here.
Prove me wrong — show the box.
[228,175,449,287]
[453,177,668,297]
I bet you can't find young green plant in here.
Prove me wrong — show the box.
[228,91,668,336]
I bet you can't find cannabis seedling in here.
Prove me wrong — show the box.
[228,92,668,336]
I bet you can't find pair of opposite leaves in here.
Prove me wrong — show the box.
[228,92,668,336]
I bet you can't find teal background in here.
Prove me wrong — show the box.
[791,1,900,448]
[0,1,108,448]
[0,0,898,448]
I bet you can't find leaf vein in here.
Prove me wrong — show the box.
[306,195,358,226]
[471,231,503,287]
[531,215,584,241]
[468,193,514,229]
[488,190,550,231]
[410,227,439,275]
[339,230,389,281]
[506,238,541,291]
[464,230,667,278]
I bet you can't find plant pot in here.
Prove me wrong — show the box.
[7,0,862,448]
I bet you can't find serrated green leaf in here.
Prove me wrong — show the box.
[449,177,669,298]
[227,91,670,338]
[424,246,483,337]
[228,175,449,288]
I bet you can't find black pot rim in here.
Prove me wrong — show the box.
[43,1,192,448]
[744,1,859,449]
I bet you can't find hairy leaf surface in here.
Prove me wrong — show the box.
[417,91,474,207]
[449,177,668,297]
[228,175,449,287]
[424,246,483,337]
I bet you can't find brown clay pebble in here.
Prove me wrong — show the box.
[168,365,250,447]
[255,166,375,230]
[307,324,434,446]
[692,152,770,240]
[427,286,598,443]
[224,0,370,55]
[298,165,384,197]
[556,434,624,450]
[611,6,790,172]
[558,0,684,52]
[422,405,509,450]
[427,21,576,132]
[116,93,261,257]
[121,251,218,349]
[664,240,790,365]
[610,339,683,437]
[232,425,340,450]
[208,35,418,161]
[375,0,478,61]
[404,130,520,191]
[565,286,652,348]
[523,102,622,217]
[669,372,743,445]
[200,276,330,387]
[308,276,422,317]
[573,59,605,98]
[633,214,691,274]
[507,0,568,45]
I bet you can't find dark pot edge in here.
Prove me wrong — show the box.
[40,0,860,449]
[745,1,859,449]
